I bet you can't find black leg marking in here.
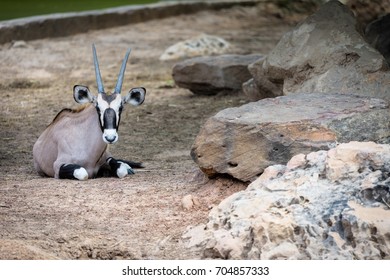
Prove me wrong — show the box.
[107,157,138,178]
[116,159,144,169]
[59,164,88,180]
[96,164,112,178]
[97,158,144,178]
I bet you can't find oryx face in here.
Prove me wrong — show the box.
[73,45,146,144]
[96,93,122,143]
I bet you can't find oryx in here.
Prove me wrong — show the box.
[33,45,146,180]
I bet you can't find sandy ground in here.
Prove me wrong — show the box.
[0,4,302,259]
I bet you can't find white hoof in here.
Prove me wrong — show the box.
[117,163,133,178]
[73,168,88,180]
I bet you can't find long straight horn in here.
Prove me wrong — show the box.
[114,48,131,94]
[92,44,105,94]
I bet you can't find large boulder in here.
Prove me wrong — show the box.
[365,14,390,66]
[191,93,390,182]
[248,0,390,101]
[184,141,390,259]
[173,54,263,95]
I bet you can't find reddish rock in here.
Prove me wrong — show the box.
[191,93,390,181]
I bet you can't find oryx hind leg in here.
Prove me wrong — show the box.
[98,157,144,179]
[55,162,89,180]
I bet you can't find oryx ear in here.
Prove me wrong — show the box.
[123,87,146,106]
[73,85,96,104]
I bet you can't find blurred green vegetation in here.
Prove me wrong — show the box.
[0,0,158,21]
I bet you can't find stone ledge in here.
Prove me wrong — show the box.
[191,93,390,181]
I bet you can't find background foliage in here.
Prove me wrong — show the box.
[0,0,158,21]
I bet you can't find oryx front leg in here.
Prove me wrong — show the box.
[54,161,89,180]
[107,157,135,178]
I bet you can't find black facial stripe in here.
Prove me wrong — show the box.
[95,106,104,132]
[117,114,121,131]
[117,104,123,130]
[103,108,117,129]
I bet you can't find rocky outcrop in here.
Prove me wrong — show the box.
[184,141,390,259]
[191,93,389,182]
[246,0,390,101]
[172,54,262,95]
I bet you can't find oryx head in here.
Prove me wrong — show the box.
[73,44,145,144]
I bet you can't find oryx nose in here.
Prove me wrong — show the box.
[105,135,117,143]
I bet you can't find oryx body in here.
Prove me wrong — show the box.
[33,45,146,180]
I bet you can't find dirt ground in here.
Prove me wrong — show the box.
[0,4,304,259]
